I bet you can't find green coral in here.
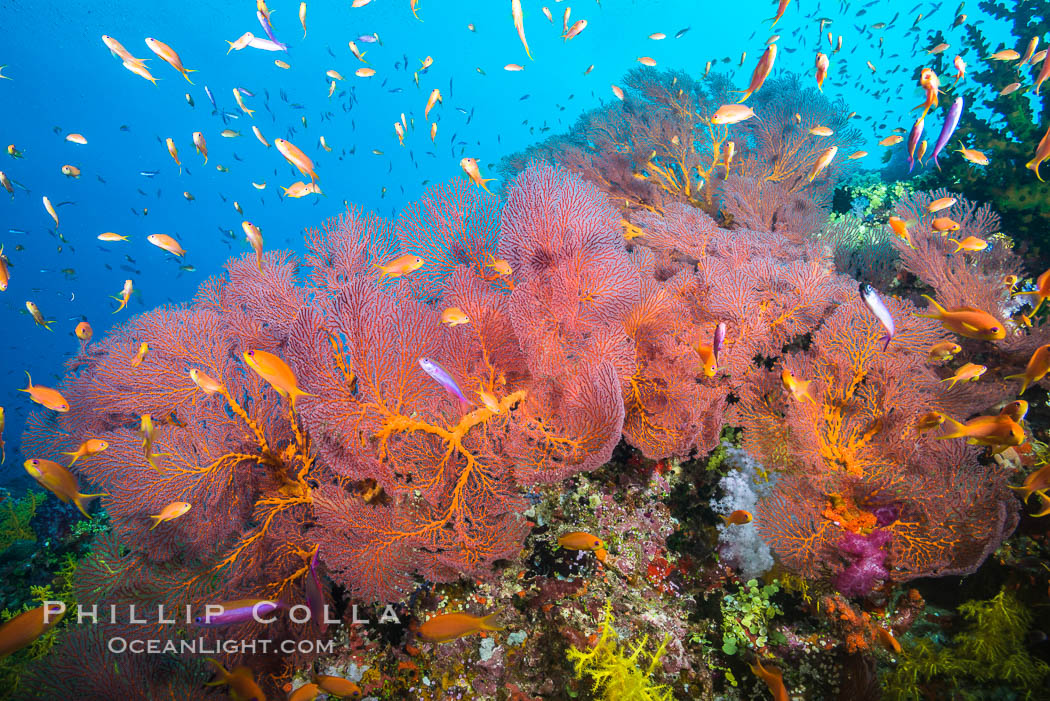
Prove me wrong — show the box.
[0,491,44,555]
[719,579,784,656]
[567,601,673,701]
[883,588,1050,700]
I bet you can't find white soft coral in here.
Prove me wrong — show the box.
[710,443,774,580]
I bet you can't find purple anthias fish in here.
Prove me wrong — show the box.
[357,34,379,43]
[247,36,286,52]
[304,549,326,634]
[419,357,468,404]
[257,10,288,52]
[194,599,282,627]
[712,322,727,361]
[906,116,924,173]
[932,96,963,169]
[859,283,895,351]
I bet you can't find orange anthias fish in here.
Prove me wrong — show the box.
[130,341,149,368]
[750,658,789,701]
[931,217,960,233]
[25,301,53,330]
[0,247,8,291]
[375,253,426,281]
[915,68,940,116]
[1014,267,1050,314]
[695,343,718,377]
[147,233,186,257]
[315,676,362,698]
[940,362,987,390]
[937,414,1025,448]
[418,611,503,643]
[441,306,470,327]
[927,341,962,363]
[721,509,753,525]
[888,216,912,247]
[149,501,191,530]
[1006,344,1050,395]
[205,660,266,701]
[145,37,196,83]
[511,0,532,59]
[242,221,264,271]
[243,350,315,409]
[948,235,988,253]
[558,531,609,563]
[735,44,777,103]
[1012,462,1050,502]
[768,0,791,27]
[710,104,756,125]
[1027,122,1050,181]
[112,279,133,314]
[807,146,838,182]
[459,157,496,194]
[275,138,319,182]
[192,131,208,164]
[288,683,320,701]
[23,458,105,516]
[0,604,66,658]
[781,368,816,404]
[165,137,181,174]
[927,196,956,212]
[486,257,513,277]
[814,52,829,90]
[20,372,69,412]
[189,368,224,394]
[915,411,947,432]
[916,295,1005,340]
[63,438,108,466]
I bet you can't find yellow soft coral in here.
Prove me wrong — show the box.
[567,601,673,701]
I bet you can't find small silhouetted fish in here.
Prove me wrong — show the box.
[520,94,530,100]
[120,125,130,132]
[8,228,26,234]
[140,171,158,177]
[675,27,690,38]
[238,87,255,97]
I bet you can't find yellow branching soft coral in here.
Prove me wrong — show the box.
[567,601,673,701]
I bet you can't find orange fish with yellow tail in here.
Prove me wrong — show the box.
[19,372,68,412]
[735,44,777,103]
[418,611,503,643]
[1006,344,1050,396]
[63,438,108,466]
[915,295,1005,340]
[145,37,196,83]
[23,458,106,517]
[243,350,315,409]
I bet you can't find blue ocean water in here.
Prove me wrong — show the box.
[0,0,1010,480]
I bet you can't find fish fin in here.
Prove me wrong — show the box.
[204,659,229,685]
[935,415,965,440]
[881,333,892,352]
[21,370,32,392]
[960,321,980,333]
[148,515,162,531]
[73,492,106,518]
[479,611,505,633]
[1004,373,1031,395]
[914,294,945,319]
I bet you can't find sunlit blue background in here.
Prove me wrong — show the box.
[0,0,1013,483]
